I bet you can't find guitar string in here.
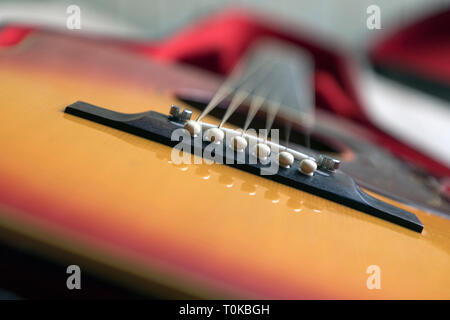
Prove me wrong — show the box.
[287,57,314,150]
[215,56,300,146]
[243,62,285,132]
[198,47,314,151]
[265,56,314,149]
[218,60,277,128]
[282,57,305,149]
[196,55,270,122]
[263,62,292,141]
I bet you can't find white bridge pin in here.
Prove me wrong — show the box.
[231,135,247,152]
[254,143,271,160]
[204,127,224,143]
[184,120,201,137]
[278,151,294,168]
[299,158,317,176]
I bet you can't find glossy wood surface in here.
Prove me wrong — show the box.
[0,31,449,299]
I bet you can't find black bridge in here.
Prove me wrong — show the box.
[64,101,424,233]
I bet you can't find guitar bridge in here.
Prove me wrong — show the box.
[64,101,424,233]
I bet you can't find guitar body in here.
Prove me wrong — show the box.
[0,28,449,299]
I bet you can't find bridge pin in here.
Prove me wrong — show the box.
[231,135,247,152]
[254,143,271,160]
[184,120,201,137]
[278,151,294,168]
[204,127,224,144]
[299,158,317,176]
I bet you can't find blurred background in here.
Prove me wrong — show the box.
[0,0,448,46]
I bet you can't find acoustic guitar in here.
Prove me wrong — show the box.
[0,24,449,299]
